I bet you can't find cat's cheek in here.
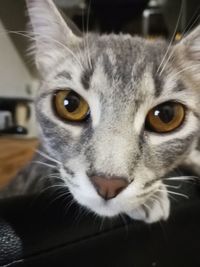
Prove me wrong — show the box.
[127,186,170,223]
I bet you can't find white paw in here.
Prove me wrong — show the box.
[127,185,170,224]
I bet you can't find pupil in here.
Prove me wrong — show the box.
[64,92,80,113]
[154,103,175,123]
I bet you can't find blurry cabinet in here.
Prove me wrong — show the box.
[0,137,38,188]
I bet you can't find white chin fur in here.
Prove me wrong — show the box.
[70,187,124,217]
[68,175,170,223]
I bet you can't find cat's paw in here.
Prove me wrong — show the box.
[127,186,170,223]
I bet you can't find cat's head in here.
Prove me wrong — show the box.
[27,0,200,223]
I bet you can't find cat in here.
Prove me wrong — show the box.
[1,0,200,224]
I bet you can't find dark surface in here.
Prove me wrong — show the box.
[90,0,149,33]
[0,175,200,267]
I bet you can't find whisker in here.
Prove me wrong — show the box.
[74,205,85,224]
[165,184,182,189]
[157,0,184,74]
[1,30,84,70]
[34,33,84,70]
[151,188,178,202]
[81,3,86,36]
[118,213,129,234]
[45,174,61,178]
[48,191,71,206]
[166,193,179,202]
[32,176,60,185]
[157,189,189,199]
[81,3,92,70]
[163,176,198,181]
[32,161,57,169]
[35,149,61,165]
[99,217,105,232]
[35,184,68,198]
[158,5,200,75]
[41,184,67,192]
[170,64,200,79]
[81,3,87,67]
[157,187,179,202]
[85,0,92,69]
[151,192,178,207]
[64,197,76,215]
[30,184,68,206]
[179,8,200,40]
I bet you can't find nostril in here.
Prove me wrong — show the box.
[115,186,125,196]
[90,175,129,200]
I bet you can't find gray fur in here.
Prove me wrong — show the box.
[81,66,94,90]
[56,71,72,80]
[1,0,200,224]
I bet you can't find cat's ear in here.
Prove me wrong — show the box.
[173,25,200,88]
[26,0,82,73]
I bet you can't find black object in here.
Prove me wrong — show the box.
[0,97,31,135]
[162,0,200,37]
[0,126,28,135]
[0,173,200,267]
[90,0,149,33]
[0,97,31,116]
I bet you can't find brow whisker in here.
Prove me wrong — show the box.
[157,0,184,74]
[158,4,200,75]
[81,2,92,70]
[86,0,92,69]
[182,12,200,38]
[2,30,84,70]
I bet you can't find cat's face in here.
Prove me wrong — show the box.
[27,0,200,223]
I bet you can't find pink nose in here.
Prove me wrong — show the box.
[90,175,129,200]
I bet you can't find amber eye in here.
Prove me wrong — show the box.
[54,90,90,122]
[145,102,185,133]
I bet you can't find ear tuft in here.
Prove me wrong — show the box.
[173,25,200,88]
[181,25,200,62]
[26,0,81,73]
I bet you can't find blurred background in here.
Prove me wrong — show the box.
[0,0,199,187]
